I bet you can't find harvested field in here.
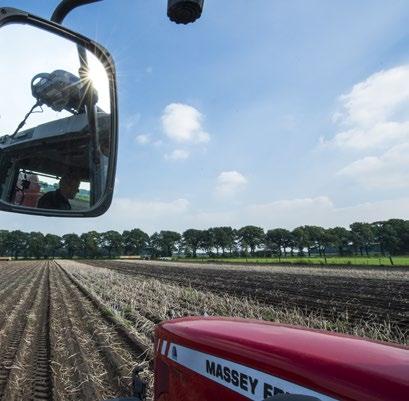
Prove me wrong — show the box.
[83,259,409,337]
[0,261,150,401]
[0,259,407,400]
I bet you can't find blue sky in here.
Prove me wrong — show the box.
[2,0,409,234]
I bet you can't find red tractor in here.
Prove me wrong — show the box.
[153,317,408,400]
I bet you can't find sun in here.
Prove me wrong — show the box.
[86,52,111,112]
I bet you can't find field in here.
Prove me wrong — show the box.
[0,259,407,400]
[176,255,409,266]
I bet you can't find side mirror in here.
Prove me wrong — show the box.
[0,7,117,217]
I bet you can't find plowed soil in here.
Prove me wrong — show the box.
[0,261,150,401]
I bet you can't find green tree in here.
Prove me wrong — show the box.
[44,234,62,258]
[101,231,123,258]
[212,227,235,256]
[122,229,149,255]
[149,232,161,257]
[265,229,280,256]
[0,230,9,256]
[265,229,282,257]
[237,226,264,256]
[292,226,309,256]
[372,219,409,258]
[384,219,409,254]
[5,230,28,259]
[265,229,294,257]
[27,232,46,259]
[327,227,351,256]
[350,222,374,256]
[199,229,215,256]
[80,231,101,258]
[317,228,334,261]
[183,229,203,257]
[303,226,325,256]
[62,233,82,259]
[155,231,181,257]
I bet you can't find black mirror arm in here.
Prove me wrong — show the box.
[51,0,103,24]
[52,1,106,207]
[77,44,102,206]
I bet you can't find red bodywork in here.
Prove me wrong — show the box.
[12,173,41,207]
[154,317,409,401]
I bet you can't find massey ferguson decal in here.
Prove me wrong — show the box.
[166,343,337,400]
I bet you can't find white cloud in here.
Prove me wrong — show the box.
[215,171,247,197]
[124,114,141,131]
[135,134,150,144]
[243,196,409,229]
[110,197,189,219]
[323,65,409,150]
[165,149,190,161]
[323,122,409,151]
[247,196,334,216]
[161,103,210,143]
[337,143,409,189]
[2,195,408,235]
[323,65,409,189]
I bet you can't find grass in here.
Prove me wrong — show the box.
[175,255,409,267]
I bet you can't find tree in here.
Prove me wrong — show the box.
[265,229,281,257]
[27,231,45,259]
[265,229,293,257]
[317,228,333,261]
[372,219,409,258]
[0,230,9,256]
[199,229,215,256]
[212,227,236,256]
[350,223,374,256]
[44,234,62,258]
[183,229,203,257]
[122,229,149,255]
[383,219,409,255]
[303,226,325,256]
[149,232,161,257]
[62,233,82,259]
[237,226,264,256]
[101,231,123,258]
[153,231,181,257]
[292,226,309,256]
[80,231,101,258]
[5,230,28,259]
[327,227,351,256]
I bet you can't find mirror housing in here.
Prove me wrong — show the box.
[0,7,118,217]
[167,0,204,24]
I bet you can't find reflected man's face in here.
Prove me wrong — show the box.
[60,178,80,199]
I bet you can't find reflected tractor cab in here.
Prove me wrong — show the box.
[0,110,109,211]
[0,67,110,212]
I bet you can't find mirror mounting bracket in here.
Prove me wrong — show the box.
[51,0,103,24]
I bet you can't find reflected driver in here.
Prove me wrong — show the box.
[37,174,80,210]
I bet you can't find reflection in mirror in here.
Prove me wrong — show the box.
[0,24,111,212]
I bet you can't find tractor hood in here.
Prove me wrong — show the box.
[155,317,408,401]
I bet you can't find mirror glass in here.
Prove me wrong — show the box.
[0,23,112,212]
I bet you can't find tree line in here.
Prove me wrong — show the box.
[0,219,408,260]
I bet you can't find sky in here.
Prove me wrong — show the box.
[1,0,409,235]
